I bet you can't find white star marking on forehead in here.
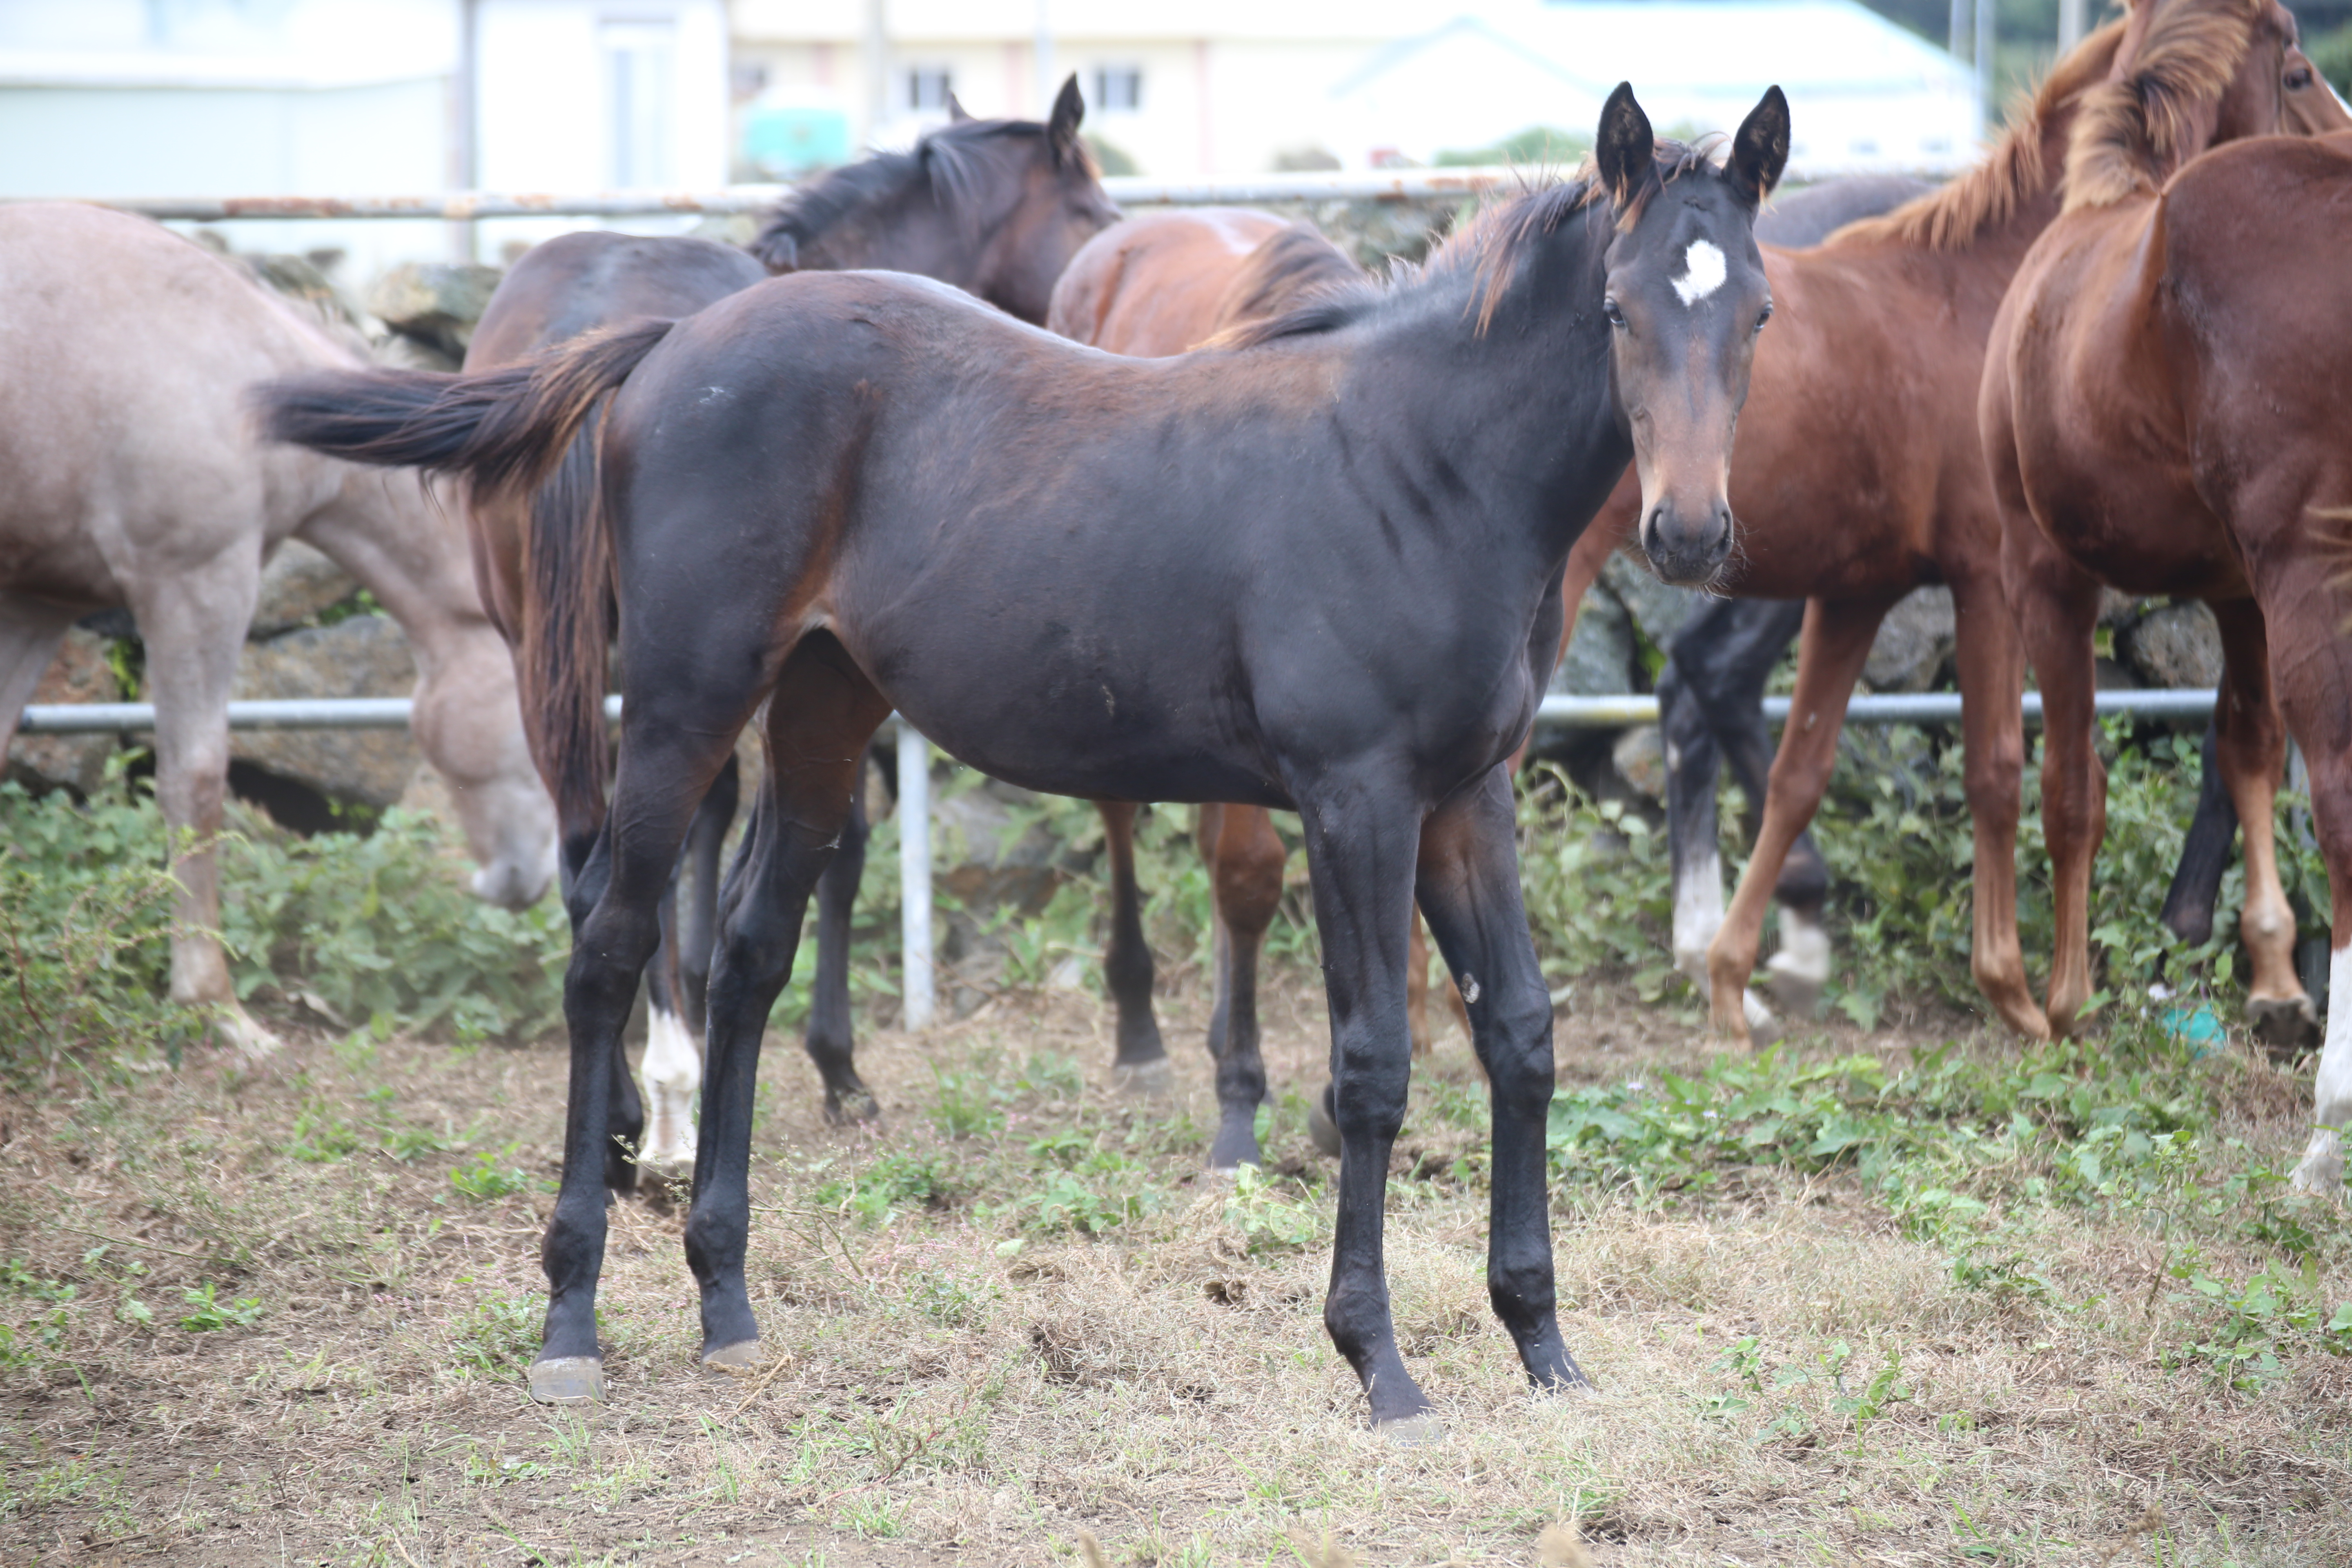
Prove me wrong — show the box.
[1673,239,1727,305]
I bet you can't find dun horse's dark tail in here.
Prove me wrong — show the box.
[258,319,675,846]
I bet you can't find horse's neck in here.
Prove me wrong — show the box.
[803,190,975,292]
[290,466,486,674]
[1339,284,1626,575]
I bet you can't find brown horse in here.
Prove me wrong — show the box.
[263,85,1793,1423]
[0,205,557,1056]
[459,84,1117,1186]
[1544,2,2337,1046]
[1984,23,2352,1193]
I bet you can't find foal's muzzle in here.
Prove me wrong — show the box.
[1642,501,1736,587]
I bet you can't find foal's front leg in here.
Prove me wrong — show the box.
[1416,766,1586,1395]
[1295,777,1430,1427]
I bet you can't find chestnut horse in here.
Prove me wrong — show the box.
[263,85,1793,1425]
[0,205,557,1057]
[459,83,1117,1187]
[1547,4,2336,1046]
[1984,20,2351,1192]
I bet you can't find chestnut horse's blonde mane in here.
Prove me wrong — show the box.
[2064,0,2272,210]
[1830,15,2131,250]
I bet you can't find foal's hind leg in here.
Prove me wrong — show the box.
[1292,775,1428,1426]
[1096,801,1170,1092]
[2207,599,2317,1050]
[677,752,740,1034]
[804,753,876,1121]
[686,635,890,1367]
[1417,766,1585,1402]
[1197,802,1288,1169]
[534,701,744,1403]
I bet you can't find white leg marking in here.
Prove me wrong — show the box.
[2290,944,2350,1196]
[1766,906,1833,987]
[1673,840,1727,985]
[1674,239,1727,305]
[641,1007,701,1170]
[1741,987,1777,1032]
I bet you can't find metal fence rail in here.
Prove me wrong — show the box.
[35,164,1962,226]
[13,686,2221,737]
[15,686,2218,1031]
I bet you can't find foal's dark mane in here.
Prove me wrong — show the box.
[1828,16,2129,250]
[2065,0,2274,209]
[1218,139,1719,349]
[750,116,1095,268]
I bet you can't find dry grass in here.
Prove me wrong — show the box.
[2,972,2348,1566]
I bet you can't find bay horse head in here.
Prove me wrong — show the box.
[749,75,1120,325]
[1594,83,1791,585]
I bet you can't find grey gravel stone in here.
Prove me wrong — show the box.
[2120,600,2224,688]
[229,615,419,807]
[1863,586,1956,693]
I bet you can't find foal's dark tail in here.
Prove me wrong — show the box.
[256,319,675,844]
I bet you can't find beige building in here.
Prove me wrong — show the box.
[728,1,1446,179]
[729,1,1982,180]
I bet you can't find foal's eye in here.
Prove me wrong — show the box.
[2287,66,2313,89]
[1755,302,1774,334]
[1603,298,1627,329]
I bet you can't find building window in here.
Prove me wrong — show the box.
[603,20,675,187]
[907,67,953,112]
[1093,65,1141,112]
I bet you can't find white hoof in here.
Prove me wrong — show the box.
[2290,1130,2343,1197]
[213,1004,281,1062]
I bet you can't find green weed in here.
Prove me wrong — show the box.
[177,1283,263,1332]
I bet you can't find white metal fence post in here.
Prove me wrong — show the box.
[895,715,935,1030]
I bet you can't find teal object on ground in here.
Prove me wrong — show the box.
[2158,1002,2226,1056]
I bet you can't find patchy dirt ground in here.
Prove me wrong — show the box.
[2,971,2348,1567]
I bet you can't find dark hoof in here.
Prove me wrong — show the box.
[1377,1415,1447,1448]
[823,1089,883,1126]
[1207,1110,1263,1174]
[1111,1058,1174,1099]
[701,1339,766,1373]
[2250,995,2321,1054]
[528,1356,606,1405]
[1307,1093,1341,1160]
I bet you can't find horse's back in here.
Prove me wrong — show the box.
[1047,207,1296,353]
[2154,136,2352,517]
[468,230,767,370]
[0,204,353,597]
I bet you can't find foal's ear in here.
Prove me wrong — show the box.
[1728,86,1792,206]
[1049,74,1086,163]
[946,92,974,124]
[1593,83,1656,208]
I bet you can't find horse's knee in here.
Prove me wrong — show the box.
[1474,982,1554,1107]
[1331,1041,1409,1143]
